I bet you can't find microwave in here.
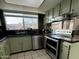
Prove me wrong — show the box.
[63,16,79,30]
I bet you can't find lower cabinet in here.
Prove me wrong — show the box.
[8,36,32,53]
[22,36,32,51]
[59,41,70,59]
[0,38,10,59]
[8,37,22,53]
[59,41,79,59]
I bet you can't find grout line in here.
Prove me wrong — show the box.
[24,52,25,59]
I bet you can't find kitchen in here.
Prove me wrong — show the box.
[0,0,79,59]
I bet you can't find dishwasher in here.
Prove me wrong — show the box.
[32,35,43,50]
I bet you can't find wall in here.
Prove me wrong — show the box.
[0,0,45,35]
[0,0,45,14]
[44,0,79,23]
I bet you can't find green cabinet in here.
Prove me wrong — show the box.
[49,9,53,19]
[59,41,79,59]
[22,36,32,51]
[8,36,32,53]
[69,42,79,59]
[54,4,60,18]
[0,39,10,59]
[44,11,49,23]
[60,0,71,15]
[8,37,22,53]
[71,0,79,15]
[4,40,10,57]
[59,41,70,59]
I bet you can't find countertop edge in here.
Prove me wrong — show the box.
[0,37,7,42]
[45,35,79,43]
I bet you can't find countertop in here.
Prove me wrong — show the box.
[45,35,79,43]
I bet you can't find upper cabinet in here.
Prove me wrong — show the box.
[44,11,49,23]
[71,0,79,15]
[49,8,54,22]
[60,0,71,15]
[54,4,60,18]
[49,8,53,19]
[44,8,54,23]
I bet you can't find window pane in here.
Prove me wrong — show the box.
[24,18,38,29]
[5,16,24,30]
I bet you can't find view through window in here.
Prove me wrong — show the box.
[4,12,38,30]
[24,18,38,29]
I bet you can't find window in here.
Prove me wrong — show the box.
[24,18,38,29]
[4,12,38,30]
[5,16,24,30]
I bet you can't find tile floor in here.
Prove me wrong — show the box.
[10,49,51,59]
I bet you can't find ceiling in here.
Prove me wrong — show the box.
[38,0,63,11]
[5,0,44,8]
[4,0,63,12]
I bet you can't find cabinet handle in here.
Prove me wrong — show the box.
[72,9,74,12]
[64,46,68,48]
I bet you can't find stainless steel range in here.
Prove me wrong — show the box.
[45,16,79,59]
[51,16,79,42]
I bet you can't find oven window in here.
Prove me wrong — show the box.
[47,39,57,48]
[46,45,56,55]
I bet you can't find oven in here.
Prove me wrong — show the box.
[45,36,60,59]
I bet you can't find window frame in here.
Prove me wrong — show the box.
[4,13,38,30]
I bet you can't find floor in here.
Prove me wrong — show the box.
[10,49,51,59]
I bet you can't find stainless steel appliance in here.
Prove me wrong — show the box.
[32,35,43,50]
[52,29,79,42]
[45,36,60,59]
[50,16,79,42]
[45,16,63,59]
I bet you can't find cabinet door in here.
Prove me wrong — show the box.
[69,43,79,59]
[0,40,9,59]
[59,42,70,59]
[49,9,53,20]
[0,44,4,58]
[60,0,70,15]
[54,4,60,18]
[44,12,49,23]
[8,37,22,53]
[4,41,10,58]
[71,0,79,15]
[22,36,32,51]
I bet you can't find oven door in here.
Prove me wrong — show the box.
[45,36,60,59]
